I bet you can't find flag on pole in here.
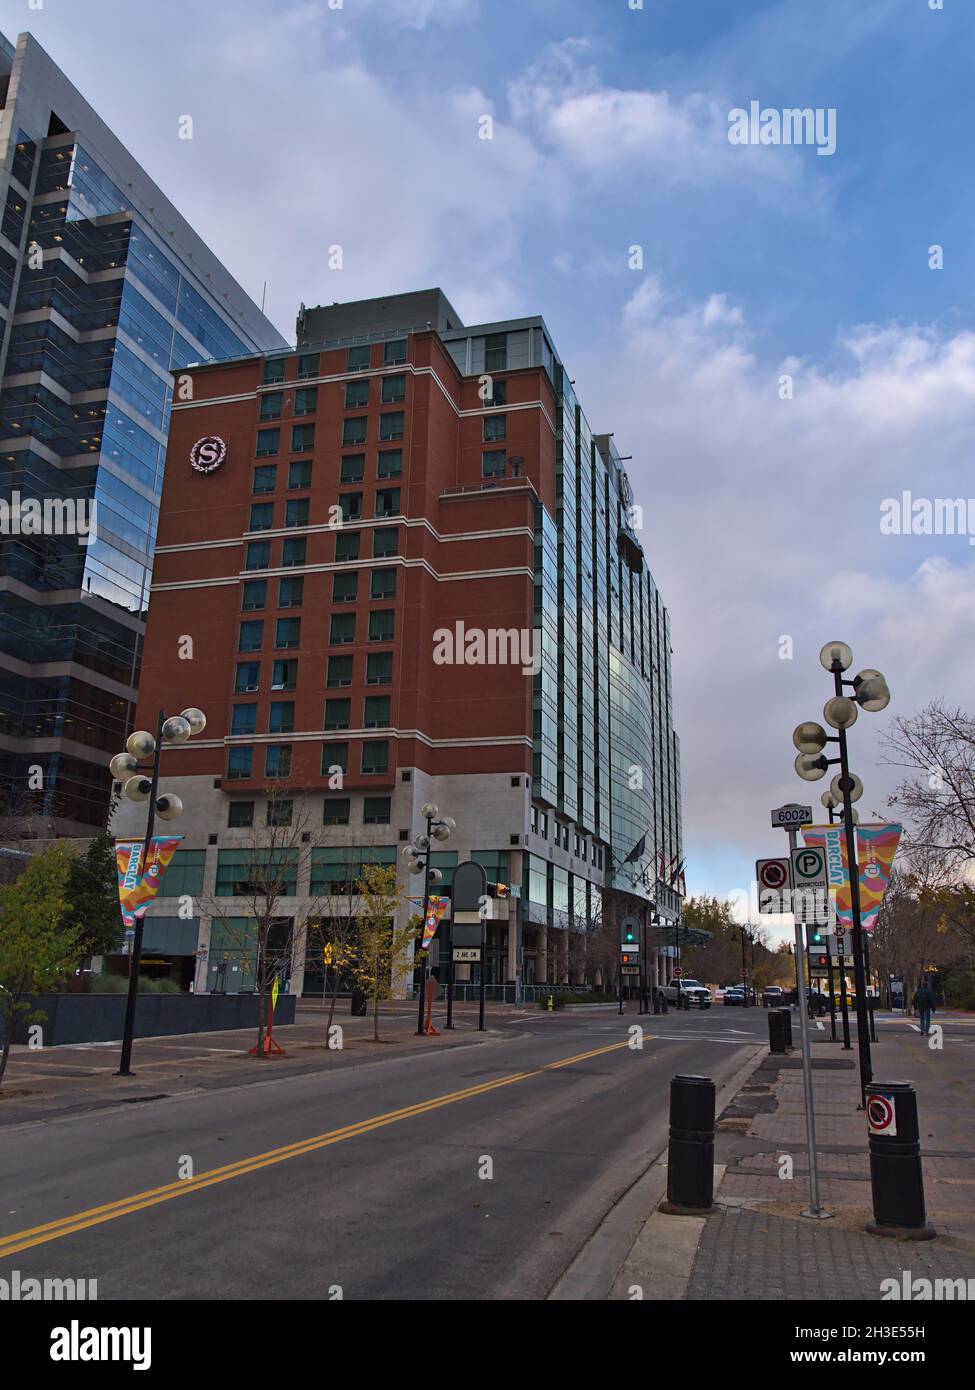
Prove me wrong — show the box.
[624,833,647,864]
[114,836,183,928]
[271,974,280,1015]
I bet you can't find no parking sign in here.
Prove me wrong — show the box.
[867,1092,897,1137]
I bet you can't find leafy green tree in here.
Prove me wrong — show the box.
[351,864,414,1042]
[61,822,123,960]
[0,843,79,1089]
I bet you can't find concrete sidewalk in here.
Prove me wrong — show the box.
[0,999,530,1127]
[612,1013,975,1300]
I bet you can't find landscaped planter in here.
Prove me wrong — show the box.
[1,992,297,1047]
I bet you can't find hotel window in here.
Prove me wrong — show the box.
[381,375,406,404]
[256,428,279,456]
[362,740,389,775]
[267,799,293,827]
[294,387,317,416]
[285,498,308,528]
[228,801,254,828]
[335,531,360,561]
[484,332,507,371]
[364,695,391,729]
[322,742,348,775]
[231,704,257,736]
[275,617,301,649]
[253,464,277,494]
[530,806,538,833]
[323,798,350,826]
[483,414,506,442]
[366,652,392,685]
[384,338,406,365]
[339,492,362,521]
[377,449,402,479]
[269,701,295,734]
[265,745,292,779]
[271,659,297,691]
[486,378,507,405]
[348,344,371,372]
[364,796,391,825]
[249,502,273,531]
[379,411,404,441]
[297,351,319,379]
[327,655,353,688]
[332,571,358,603]
[291,423,315,453]
[340,454,364,483]
[373,527,399,557]
[324,698,351,731]
[289,460,312,489]
[370,568,397,600]
[330,612,355,645]
[345,379,369,409]
[369,610,394,642]
[235,662,260,694]
[259,392,282,421]
[263,358,286,384]
[238,620,263,652]
[343,417,367,447]
[242,580,266,611]
[482,450,505,478]
[281,537,306,567]
[375,488,400,517]
[227,746,253,780]
[279,576,303,608]
[245,541,270,570]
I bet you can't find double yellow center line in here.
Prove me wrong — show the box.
[0,1039,635,1258]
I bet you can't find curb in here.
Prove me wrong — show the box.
[547,1041,767,1300]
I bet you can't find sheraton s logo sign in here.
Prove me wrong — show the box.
[189,436,227,474]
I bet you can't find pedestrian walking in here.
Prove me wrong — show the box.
[912,982,935,1036]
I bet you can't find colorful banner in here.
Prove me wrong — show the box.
[271,975,280,1015]
[114,836,183,928]
[802,824,853,931]
[802,823,901,933]
[409,895,450,951]
[857,824,902,930]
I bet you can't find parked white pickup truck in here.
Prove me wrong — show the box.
[662,978,712,1010]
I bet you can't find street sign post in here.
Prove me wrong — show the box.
[771,803,813,829]
[790,845,831,927]
[451,861,487,1032]
[756,857,790,913]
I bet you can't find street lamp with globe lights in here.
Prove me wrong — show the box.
[109,707,207,1075]
[792,642,891,1105]
[404,803,455,1035]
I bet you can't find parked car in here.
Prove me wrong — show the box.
[762,985,785,1008]
[723,985,745,1006]
[662,978,712,1010]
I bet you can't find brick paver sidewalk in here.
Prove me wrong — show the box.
[686,1016,975,1299]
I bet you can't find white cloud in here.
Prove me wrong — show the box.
[575,279,975,910]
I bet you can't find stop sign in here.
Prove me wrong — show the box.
[673,967,683,978]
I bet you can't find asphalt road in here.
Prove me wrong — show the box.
[1,1006,769,1301]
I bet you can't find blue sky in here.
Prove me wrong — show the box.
[4,0,972,944]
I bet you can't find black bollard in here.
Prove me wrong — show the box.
[865,1082,935,1240]
[660,1074,715,1215]
[779,1007,793,1050]
[768,1009,788,1055]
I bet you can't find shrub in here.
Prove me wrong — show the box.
[89,974,128,994]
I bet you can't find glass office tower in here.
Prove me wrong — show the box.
[0,32,286,833]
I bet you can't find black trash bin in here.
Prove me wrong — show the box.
[351,989,367,1017]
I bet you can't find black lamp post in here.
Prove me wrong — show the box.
[403,802,455,1035]
[794,641,890,1106]
[109,705,206,1076]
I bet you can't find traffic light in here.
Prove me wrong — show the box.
[620,951,638,966]
[811,929,824,945]
[486,882,508,898]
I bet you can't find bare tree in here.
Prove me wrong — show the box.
[883,701,975,872]
[201,784,328,1056]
